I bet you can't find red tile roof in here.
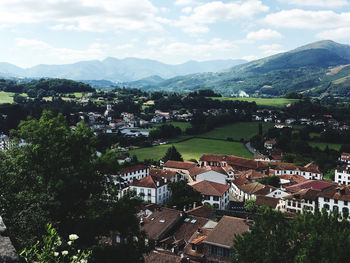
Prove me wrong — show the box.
[285,180,335,193]
[190,180,229,197]
[130,175,167,188]
[164,160,197,170]
[232,176,251,187]
[187,206,215,218]
[238,169,268,180]
[199,154,267,170]
[150,168,177,180]
[318,185,350,201]
[117,164,148,175]
[255,196,280,208]
[203,216,249,248]
[284,188,319,201]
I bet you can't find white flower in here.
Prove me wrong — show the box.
[67,241,73,246]
[56,240,62,246]
[79,259,87,263]
[77,249,81,253]
[73,256,78,260]
[54,252,59,257]
[69,234,79,241]
[61,250,69,256]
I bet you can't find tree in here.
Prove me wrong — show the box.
[232,208,350,262]
[258,176,280,188]
[166,181,202,210]
[0,111,149,262]
[162,145,183,162]
[244,199,257,213]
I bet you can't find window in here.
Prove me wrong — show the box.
[324,198,330,202]
[324,204,329,210]
[116,235,121,243]
[148,189,151,196]
[334,205,339,212]
[334,199,338,204]
[342,207,349,215]
[191,244,196,251]
[213,196,219,201]
[213,203,219,209]
[345,201,348,206]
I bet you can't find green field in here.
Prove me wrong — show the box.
[129,138,252,161]
[310,132,321,139]
[210,97,299,108]
[200,122,275,141]
[153,121,191,132]
[308,141,341,151]
[0,91,14,104]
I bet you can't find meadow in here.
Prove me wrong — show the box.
[0,91,14,104]
[153,121,191,132]
[308,141,341,151]
[200,121,275,141]
[210,97,299,108]
[128,138,252,161]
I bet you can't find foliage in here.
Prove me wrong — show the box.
[166,181,202,210]
[149,124,182,140]
[258,176,280,188]
[20,224,91,263]
[0,111,149,262]
[244,199,257,213]
[162,145,183,162]
[232,208,350,262]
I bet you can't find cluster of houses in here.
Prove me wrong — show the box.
[109,152,350,262]
[254,109,349,131]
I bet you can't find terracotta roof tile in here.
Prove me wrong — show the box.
[203,216,249,248]
[255,196,280,208]
[187,206,215,218]
[150,168,177,180]
[164,160,197,170]
[238,182,265,194]
[190,180,229,197]
[117,164,148,175]
[199,154,267,170]
[284,188,320,201]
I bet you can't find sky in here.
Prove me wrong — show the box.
[1,0,350,68]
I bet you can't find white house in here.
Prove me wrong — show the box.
[112,164,149,184]
[190,180,230,210]
[266,188,289,199]
[335,165,350,185]
[318,186,350,217]
[274,163,323,180]
[339,153,350,164]
[163,160,197,181]
[129,175,170,204]
[283,189,319,214]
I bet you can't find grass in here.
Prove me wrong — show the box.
[209,97,299,108]
[128,138,252,161]
[0,92,28,104]
[200,122,275,141]
[310,132,320,139]
[308,141,341,151]
[153,121,191,132]
[0,91,14,104]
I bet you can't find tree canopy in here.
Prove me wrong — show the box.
[162,145,183,162]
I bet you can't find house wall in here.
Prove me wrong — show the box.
[318,196,350,217]
[274,169,322,180]
[130,184,170,204]
[266,189,289,199]
[335,168,350,185]
[202,190,229,210]
[285,199,316,214]
[113,168,150,184]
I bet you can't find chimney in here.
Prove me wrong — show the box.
[156,181,160,187]
[193,202,196,208]
[164,178,167,183]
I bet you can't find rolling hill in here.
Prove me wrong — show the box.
[127,40,350,97]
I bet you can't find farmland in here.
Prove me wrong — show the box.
[210,97,299,108]
[200,121,275,141]
[0,91,14,104]
[128,138,252,161]
[308,141,341,151]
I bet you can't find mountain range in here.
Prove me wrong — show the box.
[127,40,350,98]
[2,40,350,98]
[0,58,246,82]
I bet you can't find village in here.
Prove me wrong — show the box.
[105,149,350,263]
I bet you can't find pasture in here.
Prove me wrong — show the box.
[128,138,252,161]
[210,97,299,108]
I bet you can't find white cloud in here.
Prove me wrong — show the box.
[181,7,193,14]
[279,0,349,7]
[15,38,133,65]
[316,27,350,40]
[0,0,164,32]
[174,0,199,6]
[174,0,269,34]
[265,9,350,29]
[246,29,283,41]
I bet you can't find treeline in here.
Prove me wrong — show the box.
[0,78,94,95]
